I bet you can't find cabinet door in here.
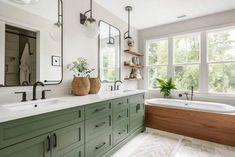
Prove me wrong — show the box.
[52,122,84,157]
[0,134,50,157]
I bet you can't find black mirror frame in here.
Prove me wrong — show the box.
[98,20,121,83]
[1,0,64,87]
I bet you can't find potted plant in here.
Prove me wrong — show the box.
[156,78,177,98]
[67,58,98,96]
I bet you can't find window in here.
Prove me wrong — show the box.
[146,39,168,89]
[208,29,235,93]
[146,27,235,95]
[173,34,200,91]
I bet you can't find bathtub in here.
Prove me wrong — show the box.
[146,98,235,113]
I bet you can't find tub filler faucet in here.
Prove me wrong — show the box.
[179,86,194,101]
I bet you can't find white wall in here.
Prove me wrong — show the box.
[0,0,139,104]
[138,9,235,105]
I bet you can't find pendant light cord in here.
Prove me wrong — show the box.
[128,8,130,38]
[90,0,93,19]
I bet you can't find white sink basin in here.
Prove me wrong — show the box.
[2,99,61,111]
[122,90,134,93]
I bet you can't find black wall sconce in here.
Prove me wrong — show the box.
[80,0,99,38]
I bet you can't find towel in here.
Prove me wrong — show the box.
[20,43,31,85]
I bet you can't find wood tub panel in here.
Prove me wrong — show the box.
[145,105,235,147]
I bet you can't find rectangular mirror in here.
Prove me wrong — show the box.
[0,0,63,87]
[98,20,121,82]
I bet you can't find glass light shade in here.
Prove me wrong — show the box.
[124,37,135,49]
[50,23,61,42]
[83,19,99,38]
[10,0,39,4]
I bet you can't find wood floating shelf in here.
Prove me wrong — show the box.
[124,78,143,81]
[124,49,144,56]
[124,64,144,68]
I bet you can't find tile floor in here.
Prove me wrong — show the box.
[112,128,235,157]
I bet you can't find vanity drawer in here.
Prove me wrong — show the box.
[85,101,112,120]
[128,94,145,104]
[85,131,112,157]
[130,115,145,133]
[129,102,145,118]
[113,109,129,125]
[113,97,128,112]
[0,106,84,149]
[113,122,129,146]
[85,113,112,142]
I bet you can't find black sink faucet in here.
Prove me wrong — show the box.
[32,81,45,100]
[114,80,123,91]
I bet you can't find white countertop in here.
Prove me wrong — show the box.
[0,90,145,123]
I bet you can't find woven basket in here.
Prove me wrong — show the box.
[72,77,90,96]
[89,78,101,94]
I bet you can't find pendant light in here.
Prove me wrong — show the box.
[50,0,63,42]
[80,0,99,38]
[9,0,39,5]
[124,6,134,49]
[107,25,115,46]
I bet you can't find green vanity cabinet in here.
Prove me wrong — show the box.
[0,107,84,149]
[0,93,145,157]
[0,122,85,157]
[52,122,84,157]
[129,94,145,134]
[0,134,50,157]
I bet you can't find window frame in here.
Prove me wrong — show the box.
[146,26,235,95]
[146,38,169,89]
[206,27,235,93]
[173,33,201,91]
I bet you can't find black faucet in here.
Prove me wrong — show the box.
[179,86,194,101]
[190,86,194,101]
[32,81,45,100]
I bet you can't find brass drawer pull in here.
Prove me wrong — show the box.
[95,142,106,150]
[94,107,106,113]
[118,130,126,135]
[95,122,106,128]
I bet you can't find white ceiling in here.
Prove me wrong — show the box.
[94,0,235,30]
[0,0,58,21]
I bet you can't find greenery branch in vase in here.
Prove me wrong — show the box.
[66,57,95,77]
[156,78,177,98]
[67,58,100,96]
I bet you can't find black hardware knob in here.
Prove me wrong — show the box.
[15,92,27,102]
[41,90,51,99]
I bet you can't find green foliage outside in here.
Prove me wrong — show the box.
[173,35,200,91]
[208,30,235,93]
[148,30,235,93]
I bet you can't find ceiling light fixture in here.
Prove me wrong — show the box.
[124,6,134,49]
[50,0,63,42]
[80,0,99,38]
[9,0,39,5]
